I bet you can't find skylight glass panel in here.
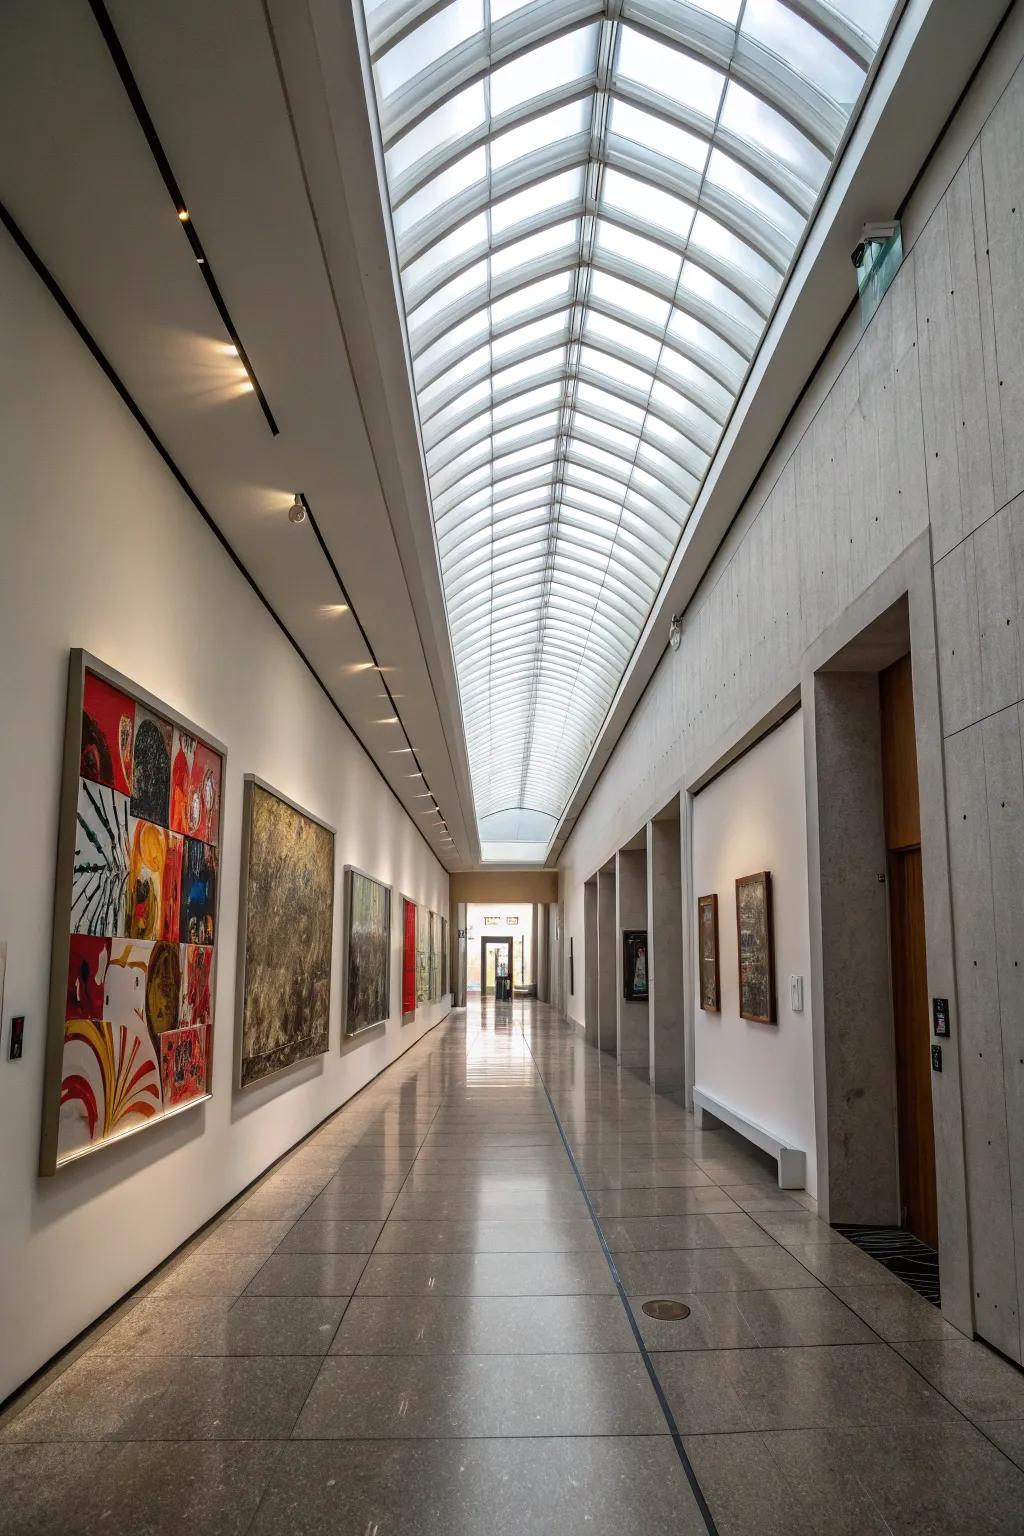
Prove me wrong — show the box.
[360,0,897,853]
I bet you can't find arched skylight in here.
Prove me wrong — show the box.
[360,0,898,859]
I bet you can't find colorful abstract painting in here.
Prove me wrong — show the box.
[402,898,416,1019]
[238,779,334,1087]
[43,656,223,1173]
[346,869,391,1035]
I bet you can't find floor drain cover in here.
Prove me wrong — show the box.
[641,1299,691,1321]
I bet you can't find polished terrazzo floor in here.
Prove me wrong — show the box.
[4,999,1024,1533]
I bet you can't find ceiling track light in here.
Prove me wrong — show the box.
[288,494,306,525]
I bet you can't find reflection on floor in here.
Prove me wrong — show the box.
[834,1224,942,1307]
[3,999,1024,1534]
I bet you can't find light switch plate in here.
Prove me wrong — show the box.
[790,973,804,1013]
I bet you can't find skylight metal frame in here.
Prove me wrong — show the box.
[358,0,901,847]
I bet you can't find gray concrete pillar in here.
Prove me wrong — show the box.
[596,867,617,1053]
[584,881,598,1043]
[647,818,685,1093]
[616,848,649,1077]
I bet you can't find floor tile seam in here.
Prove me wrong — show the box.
[517,1020,720,1536]
[239,1027,467,1495]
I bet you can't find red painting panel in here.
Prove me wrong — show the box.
[179,944,214,1032]
[402,898,417,1016]
[160,1025,208,1106]
[81,673,135,795]
[127,821,183,942]
[66,936,111,1020]
[170,729,222,844]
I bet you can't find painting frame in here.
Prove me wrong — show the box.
[697,894,720,1013]
[622,929,649,1002]
[235,775,336,1090]
[40,649,227,1176]
[344,864,392,1038]
[735,871,776,1024]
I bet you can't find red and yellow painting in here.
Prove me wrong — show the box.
[170,729,221,844]
[160,1025,208,1106]
[179,944,214,1032]
[128,820,183,942]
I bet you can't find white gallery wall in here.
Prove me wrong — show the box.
[0,233,449,1403]
[690,712,816,1197]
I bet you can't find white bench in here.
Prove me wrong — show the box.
[691,1087,806,1190]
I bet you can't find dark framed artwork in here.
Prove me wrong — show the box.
[345,867,391,1036]
[697,894,720,1012]
[622,929,648,1002]
[440,915,449,995]
[569,936,575,996]
[237,778,334,1087]
[41,650,225,1174]
[735,871,776,1024]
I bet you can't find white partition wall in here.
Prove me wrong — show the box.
[690,712,816,1194]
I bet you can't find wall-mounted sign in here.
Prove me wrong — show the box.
[932,997,950,1038]
[506,916,519,926]
[483,916,501,927]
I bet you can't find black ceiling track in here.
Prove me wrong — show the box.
[1,201,451,875]
[86,0,279,436]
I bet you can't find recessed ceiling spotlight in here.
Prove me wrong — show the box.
[375,717,399,724]
[406,771,424,778]
[288,495,306,525]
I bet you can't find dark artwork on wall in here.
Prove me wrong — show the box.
[441,915,449,995]
[238,778,334,1086]
[623,929,648,1001]
[697,894,720,1012]
[346,868,391,1035]
[735,871,776,1023]
[569,936,575,996]
[42,651,224,1174]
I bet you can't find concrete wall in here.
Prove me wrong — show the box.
[560,27,1024,1360]
[0,232,450,1403]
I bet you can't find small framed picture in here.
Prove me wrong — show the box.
[623,929,648,1002]
[697,894,720,1012]
[735,871,776,1024]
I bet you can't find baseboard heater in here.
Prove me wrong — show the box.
[692,1087,806,1190]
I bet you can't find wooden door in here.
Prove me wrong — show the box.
[879,655,938,1247]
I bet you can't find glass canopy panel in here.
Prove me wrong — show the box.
[361,0,897,856]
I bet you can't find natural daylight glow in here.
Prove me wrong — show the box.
[360,0,898,857]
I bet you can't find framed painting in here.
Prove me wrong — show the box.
[735,871,776,1024]
[41,650,225,1174]
[440,914,449,996]
[697,894,720,1012]
[345,867,391,1036]
[569,935,574,996]
[428,910,439,1001]
[401,896,417,1022]
[623,929,648,1002]
[416,903,429,1003]
[236,777,334,1087]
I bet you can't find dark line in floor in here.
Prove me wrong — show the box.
[519,1019,720,1536]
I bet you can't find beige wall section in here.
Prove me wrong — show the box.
[450,871,558,904]
[0,234,450,1404]
[560,28,1024,1362]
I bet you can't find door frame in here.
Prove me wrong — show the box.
[480,937,513,995]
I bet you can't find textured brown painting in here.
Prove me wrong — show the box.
[238,779,334,1086]
[735,871,776,1024]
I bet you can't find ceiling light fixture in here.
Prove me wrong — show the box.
[177,208,189,222]
[375,716,398,724]
[288,495,306,525]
